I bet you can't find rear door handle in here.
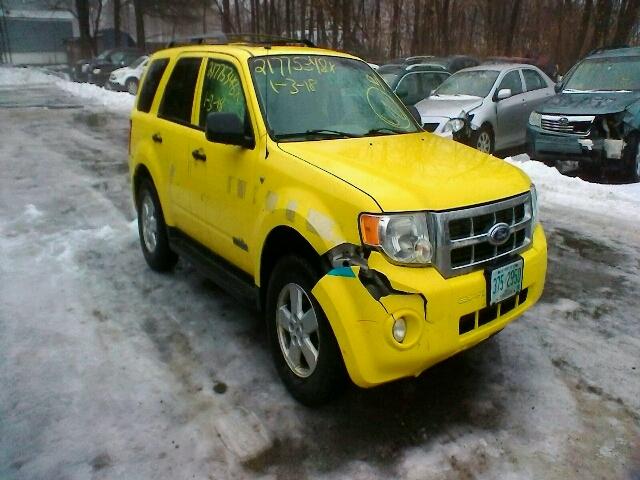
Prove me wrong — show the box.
[152,133,162,144]
[192,148,207,162]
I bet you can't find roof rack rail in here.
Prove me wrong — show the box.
[585,44,630,56]
[166,32,315,49]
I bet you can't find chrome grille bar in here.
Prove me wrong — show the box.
[429,193,533,278]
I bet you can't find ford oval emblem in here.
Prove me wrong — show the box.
[487,222,511,246]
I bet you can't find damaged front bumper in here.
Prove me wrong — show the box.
[312,225,547,387]
[527,112,637,168]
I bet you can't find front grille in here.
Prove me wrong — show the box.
[540,114,594,136]
[423,122,439,132]
[430,193,533,278]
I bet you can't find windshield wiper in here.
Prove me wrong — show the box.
[275,129,361,140]
[366,127,408,136]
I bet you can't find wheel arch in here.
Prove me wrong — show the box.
[259,225,322,309]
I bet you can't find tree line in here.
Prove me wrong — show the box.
[69,0,640,71]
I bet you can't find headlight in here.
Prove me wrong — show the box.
[529,111,542,128]
[443,118,465,133]
[530,184,539,226]
[360,213,432,265]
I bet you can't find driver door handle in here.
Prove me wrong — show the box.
[151,133,162,144]
[192,148,207,162]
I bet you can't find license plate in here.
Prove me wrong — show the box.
[488,259,523,306]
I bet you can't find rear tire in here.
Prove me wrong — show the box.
[136,178,178,272]
[266,255,346,406]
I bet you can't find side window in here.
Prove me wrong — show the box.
[523,69,546,91]
[498,70,523,95]
[137,58,169,113]
[158,57,202,124]
[199,59,247,127]
[419,73,447,98]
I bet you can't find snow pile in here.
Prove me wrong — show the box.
[0,65,134,112]
[507,154,640,219]
[0,65,53,85]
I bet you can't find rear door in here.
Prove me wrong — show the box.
[495,69,526,148]
[155,55,204,239]
[522,67,555,112]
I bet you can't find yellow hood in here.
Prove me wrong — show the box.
[277,132,531,212]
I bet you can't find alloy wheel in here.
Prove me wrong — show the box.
[141,193,158,253]
[276,283,320,378]
[477,131,492,153]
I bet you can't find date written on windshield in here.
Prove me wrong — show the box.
[253,56,336,77]
[269,78,317,95]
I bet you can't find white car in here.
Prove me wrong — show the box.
[106,55,149,95]
[415,64,555,153]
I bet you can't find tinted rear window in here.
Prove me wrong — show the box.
[159,57,202,124]
[137,58,169,113]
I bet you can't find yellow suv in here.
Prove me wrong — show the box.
[129,38,547,405]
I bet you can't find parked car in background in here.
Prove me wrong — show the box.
[378,63,450,105]
[385,55,479,73]
[416,64,555,153]
[484,56,559,81]
[106,55,149,94]
[527,46,640,181]
[74,48,135,83]
[87,48,144,86]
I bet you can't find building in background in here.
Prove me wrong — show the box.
[0,0,77,65]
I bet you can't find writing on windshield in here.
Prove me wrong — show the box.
[249,55,419,141]
[564,57,640,92]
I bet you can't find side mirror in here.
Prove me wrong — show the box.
[205,112,254,148]
[554,82,563,93]
[496,88,512,100]
[407,105,422,124]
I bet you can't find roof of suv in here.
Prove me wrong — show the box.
[586,46,640,59]
[154,44,358,61]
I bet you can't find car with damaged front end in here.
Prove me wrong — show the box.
[416,64,555,153]
[129,41,547,406]
[527,47,640,181]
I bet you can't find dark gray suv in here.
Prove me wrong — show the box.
[527,47,640,181]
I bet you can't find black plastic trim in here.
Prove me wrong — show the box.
[167,228,260,309]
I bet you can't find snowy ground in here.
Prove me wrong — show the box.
[1,68,639,480]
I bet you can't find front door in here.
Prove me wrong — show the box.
[495,69,526,149]
[189,55,259,273]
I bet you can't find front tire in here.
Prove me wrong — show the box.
[475,124,494,154]
[266,256,346,406]
[622,133,640,183]
[136,178,178,272]
[126,78,139,95]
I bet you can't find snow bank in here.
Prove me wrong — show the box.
[507,154,640,219]
[0,65,134,112]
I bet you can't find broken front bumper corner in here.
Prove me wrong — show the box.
[311,225,547,388]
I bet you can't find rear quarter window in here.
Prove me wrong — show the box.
[137,58,169,113]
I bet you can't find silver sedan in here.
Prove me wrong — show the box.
[415,64,555,153]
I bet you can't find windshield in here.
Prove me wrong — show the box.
[249,55,419,141]
[130,56,148,69]
[433,70,500,97]
[564,56,640,92]
[380,72,400,86]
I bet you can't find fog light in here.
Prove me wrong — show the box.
[392,317,407,343]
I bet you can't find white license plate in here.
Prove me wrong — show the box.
[489,259,523,305]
